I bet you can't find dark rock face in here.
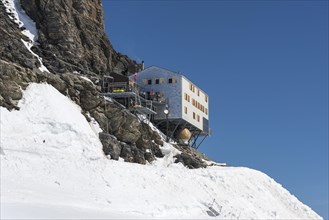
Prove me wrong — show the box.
[121,143,146,164]
[21,0,110,74]
[98,132,150,164]
[174,153,207,169]
[0,3,38,70]
[105,109,142,144]
[99,132,122,160]
[174,144,210,162]
[1,0,139,75]
[173,144,210,168]
[137,123,164,148]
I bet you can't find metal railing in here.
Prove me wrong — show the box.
[104,82,129,93]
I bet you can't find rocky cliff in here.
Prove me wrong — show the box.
[1,0,139,75]
[0,0,209,168]
[0,1,37,70]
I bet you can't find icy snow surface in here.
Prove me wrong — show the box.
[1,0,49,72]
[0,83,322,219]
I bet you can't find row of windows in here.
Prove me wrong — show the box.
[184,107,201,122]
[143,78,177,85]
[184,93,208,115]
[193,99,208,115]
[189,83,208,103]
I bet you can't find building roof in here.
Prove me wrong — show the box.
[138,66,208,95]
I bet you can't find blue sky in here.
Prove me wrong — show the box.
[102,0,328,218]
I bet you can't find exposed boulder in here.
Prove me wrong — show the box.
[120,143,146,165]
[0,80,22,101]
[113,112,141,144]
[120,142,134,163]
[152,143,164,158]
[171,143,211,168]
[174,144,210,162]
[174,153,207,169]
[80,90,102,111]
[0,61,32,110]
[99,132,122,160]
[136,122,163,149]
[134,122,164,162]
[44,73,67,94]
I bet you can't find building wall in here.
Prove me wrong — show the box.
[132,66,182,120]
[181,77,209,132]
[131,66,210,134]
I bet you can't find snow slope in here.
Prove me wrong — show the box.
[0,83,322,219]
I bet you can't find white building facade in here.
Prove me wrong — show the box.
[181,76,209,134]
[131,66,210,136]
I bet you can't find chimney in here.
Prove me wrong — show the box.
[142,60,145,70]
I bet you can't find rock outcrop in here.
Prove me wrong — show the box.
[173,144,210,169]
[0,3,38,70]
[0,0,140,75]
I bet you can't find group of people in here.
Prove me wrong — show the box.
[139,90,161,102]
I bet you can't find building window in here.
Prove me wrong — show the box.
[184,93,190,102]
[168,78,177,84]
[155,79,160,84]
[148,79,152,85]
[197,89,200,96]
[193,112,196,119]
[184,93,188,102]
[205,95,208,102]
[189,83,196,92]
[205,108,208,115]
[197,115,200,122]
[192,99,195,106]
[184,106,187,114]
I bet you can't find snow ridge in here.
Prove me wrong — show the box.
[0,83,323,219]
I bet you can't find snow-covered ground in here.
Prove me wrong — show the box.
[1,0,49,72]
[0,83,322,219]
